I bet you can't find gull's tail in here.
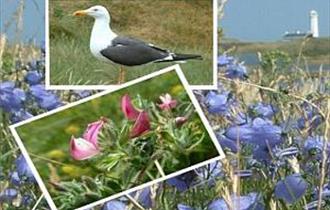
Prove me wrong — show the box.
[156,53,203,63]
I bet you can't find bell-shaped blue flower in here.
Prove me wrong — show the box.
[25,71,43,85]
[218,55,234,66]
[225,118,283,148]
[208,192,264,210]
[15,154,36,183]
[0,81,26,112]
[204,91,233,115]
[225,63,248,80]
[217,134,238,153]
[30,85,62,110]
[274,173,308,204]
[10,110,33,123]
[249,102,277,119]
[177,203,194,210]
[166,171,196,192]
[9,171,21,186]
[102,200,127,210]
[0,188,18,202]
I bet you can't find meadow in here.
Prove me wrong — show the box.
[49,0,213,86]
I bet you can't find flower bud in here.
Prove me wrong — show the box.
[175,116,188,127]
[130,111,150,138]
[121,94,140,120]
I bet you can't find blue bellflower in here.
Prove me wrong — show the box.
[166,171,197,192]
[102,200,127,210]
[195,161,222,185]
[177,204,194,210]
[15,154,36,183]
[274,173,307,204]
[30,85,62,110]
[180,192,264,210]
[204,91,233,115]
[10,110,34,123]
[9,171,21,186]
[217,134,238,153]
[224,118,283,148]
[218,55,234,66]
[225,63,248,80]
[208,193,264,210]
[0,188,18,202]
[249,102,277,119]
[0,81,26,112]
[130,187,153,208]
[25,71,43,85]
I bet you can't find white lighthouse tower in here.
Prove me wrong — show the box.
[310,10,319,38]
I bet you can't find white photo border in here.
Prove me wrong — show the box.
[10,64,225,210]
[44,0,218,90]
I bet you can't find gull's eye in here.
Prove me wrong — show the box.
[93,8,98,11]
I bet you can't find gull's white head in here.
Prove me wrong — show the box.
[73,5,110,21]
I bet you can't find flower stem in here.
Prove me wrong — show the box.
[154,159,165,178]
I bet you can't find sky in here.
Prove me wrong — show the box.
[220,0,330,42]
[1,1,329,43]
[1,0,45,44]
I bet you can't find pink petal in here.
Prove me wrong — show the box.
[83,118,106,148]
[70,137,100,160]
[121,94,140,120]
[130,111,151,138]
[158,93,177,110]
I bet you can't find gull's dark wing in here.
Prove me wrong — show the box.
[100,36,170,66]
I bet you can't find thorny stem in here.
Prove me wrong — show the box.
[317,98,330,210]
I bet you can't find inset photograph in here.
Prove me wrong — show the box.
[10,65,224,210]
[47,0,216,88]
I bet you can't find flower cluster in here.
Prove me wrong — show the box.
[196,55,329,209]
[0,44,92,209]
[0,155,38,208]
[218,55,248,80]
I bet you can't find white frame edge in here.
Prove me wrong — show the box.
[10,64,224,210]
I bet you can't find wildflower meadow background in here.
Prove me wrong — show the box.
[1,0,329,210]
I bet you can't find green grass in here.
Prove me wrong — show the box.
[49,0,213,86]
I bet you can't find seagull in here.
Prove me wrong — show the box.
[73,5,202,84]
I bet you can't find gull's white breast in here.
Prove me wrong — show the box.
[89,18,117,63]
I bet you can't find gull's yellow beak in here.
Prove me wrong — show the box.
[73,10,87,16]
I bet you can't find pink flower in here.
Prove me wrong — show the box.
[69,118,105,160]
[70,137,100,160]
[121,94,140,120]
[82,118,106,149]
[158,93,177,110]
[130,111,151,138]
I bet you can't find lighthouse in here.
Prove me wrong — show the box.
[310,10,319,38]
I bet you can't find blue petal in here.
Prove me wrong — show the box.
[274,174,308,204]
[177,204,194,210]
[102,200,127,210]
[15,154,36,183]
[0,188,18,202]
